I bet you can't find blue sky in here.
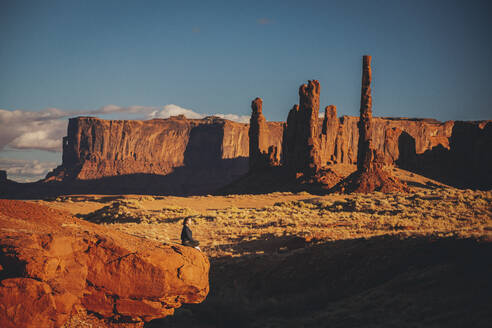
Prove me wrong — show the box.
[1,0,491,181]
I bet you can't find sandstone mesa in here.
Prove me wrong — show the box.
[33,108,490,195]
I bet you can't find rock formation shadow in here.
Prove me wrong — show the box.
[217,166,294,195]
[184,124,224,168]
[1,160,250,199]
[396,121,492,190]
[395,131,417,169]
[211,234,309,255]
[146,235,492,328]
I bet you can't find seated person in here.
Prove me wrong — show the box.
[181,217,199,247]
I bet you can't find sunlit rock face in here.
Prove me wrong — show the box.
[0,200,210,327]
[45,116,283,193]
[55,115,250,180]
[44,111,490,192]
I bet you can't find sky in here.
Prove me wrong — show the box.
[1,0,491,182]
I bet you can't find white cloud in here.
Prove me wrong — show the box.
[147,104,251,123]
[0,158,58,182]
[0,109,68,152]
[212,113,250,123]
[10,130,62,151]
[149,104,205,119]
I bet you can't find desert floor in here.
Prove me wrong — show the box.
[24,168,492,327]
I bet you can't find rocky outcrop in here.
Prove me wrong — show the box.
[275,81,342,190]
[320,105,339,165]
[287,80,323,176]
[391,120,492,189]
[283,81,323,176]
[280,84,471,185]
[317,116,454,167]
[0,200,210,327]
[53,115,249,180]
[357,55,374,171]
[265,145,281,167]
[249,98,279,170]
[282,104,299,168]
[44,115,283,194]
[38,112,490,194]
[332,56,408,193]
[249,98,267,170]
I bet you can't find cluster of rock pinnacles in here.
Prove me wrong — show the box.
[248,55,408,193]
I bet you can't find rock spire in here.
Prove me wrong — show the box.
[284,80,323,177]
[249,97,279,171]
[331,55,409,193]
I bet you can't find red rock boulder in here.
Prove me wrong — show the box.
[0,200,209,327]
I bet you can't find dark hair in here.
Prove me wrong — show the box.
[183,217,190,225]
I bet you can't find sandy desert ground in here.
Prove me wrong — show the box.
[36,184,491,258]
[22,168,491,327]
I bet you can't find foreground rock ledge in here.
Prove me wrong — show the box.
[0,200,210,328]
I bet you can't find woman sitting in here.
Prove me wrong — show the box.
[181,217,200,247]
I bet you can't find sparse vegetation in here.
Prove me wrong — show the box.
[62,187,492,259]
[36,186,491,327]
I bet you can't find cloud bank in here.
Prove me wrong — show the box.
[0,105,250,153]
[0,158,58,183]
[148,104,205,120]
[148,104,250,123]
[0,109,68,152]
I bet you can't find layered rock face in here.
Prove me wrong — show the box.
[45,111,490,193]
[0,200,210,327]
[47,115,283,194]
[288,106,456,171]
[393,120,492,189]
[57,115,248,180]
[319,116,454,166]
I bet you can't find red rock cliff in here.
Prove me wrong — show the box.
[55,115,284,178]
[46,114,490,193]
[46,115,283,194]
[59,115,246,179]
